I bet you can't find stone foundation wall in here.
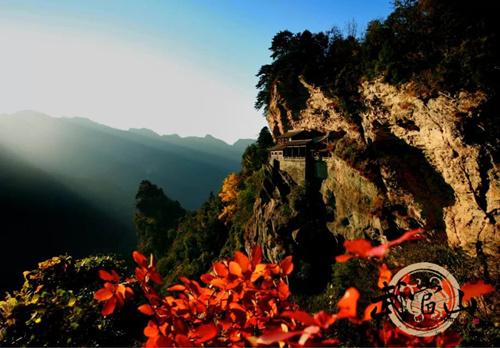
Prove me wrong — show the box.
[278,158,307,185]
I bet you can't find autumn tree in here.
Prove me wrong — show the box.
[218,173,241,221]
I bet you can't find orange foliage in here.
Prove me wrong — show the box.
[94,270,133,316]
[460,280,495,302]
[378,263,392,289]
[94,228,496,347]
[218,173,240,220]
[335,228,424,262]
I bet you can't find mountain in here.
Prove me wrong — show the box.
[250,0,499,291]
[0,110,254,292]
[0,144,134,292]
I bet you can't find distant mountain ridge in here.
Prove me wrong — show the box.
[0,110,254,292]
[0,111,254,209]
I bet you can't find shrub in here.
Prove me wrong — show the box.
[0,254,145,347]
[92,229,496,346]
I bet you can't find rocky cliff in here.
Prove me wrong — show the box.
[245,164,341,293]
[255,78,499,279]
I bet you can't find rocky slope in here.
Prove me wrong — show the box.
[259,78,499,279]
[245,164,341,293]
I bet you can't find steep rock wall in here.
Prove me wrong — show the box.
[245,164,341,293]
[264,78,499,277]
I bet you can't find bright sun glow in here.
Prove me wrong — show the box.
[0,26,264,144]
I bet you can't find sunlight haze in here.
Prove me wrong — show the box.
[0,0,394,144]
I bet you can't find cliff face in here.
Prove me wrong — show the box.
[261,78,499,277]
[245,164,341,293]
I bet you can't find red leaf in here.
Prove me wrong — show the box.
[94,288,113,301]
[280,256,294,277]
[268,263,280,275]
[124,286,133,299]
[210,278,227,288]
[135,267,147,282]
[335,254,354,262]
[378,263,392,289]
[104,282,116,292]
[115,284,132,305]
[144,320,159,338]
[200,273,215,284]
[282,310,317,326]
[250,264,267,282]
[277,280,290,300]
[388,228,424,247]
[191,323,218,343]
[298,325,321,345]
[138,304,155,316]
[116,284,127,299]
[314,310,336,329]
[213,262,229,278]
[175,334,193,347]
[250,245,263,266]
[323,338,341,345]
[168,284,187,292]
[110,270,120,282]
[337,287,360,319]
[102,296,117,316]
[145,334,172,347]
[229,261,242,277]
[98,270,117,282]
[461,280,495,302]
[366,244,389,259]
[256,328,301,345]
[379,322,394,346]
[148,270,162,284]
[234,251,251,273]
[363,301,382,321]
[344,239,372,256]
[218,320,232,330]
[133,251,149,268]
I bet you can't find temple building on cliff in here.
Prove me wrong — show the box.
[268,129,330,184]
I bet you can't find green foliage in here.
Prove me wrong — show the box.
[256,29,363,121]
[220,168,265,258]
[241,127,273,175]
[289,258,379,347]
[386,238,482,284]
[256,0,499,119]
[134,180,186,257]
[0,255,145,347]
[157,192,229,288]
[257,126,274,148]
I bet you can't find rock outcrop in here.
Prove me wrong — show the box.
[245,164,341,293]
[263,78,499,278]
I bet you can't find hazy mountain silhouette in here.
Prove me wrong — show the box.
[0,144,135,293]
[0,110,253,292]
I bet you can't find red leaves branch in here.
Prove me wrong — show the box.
[335,228,425,262]
[94,270,133,316]
[93,229,495,347]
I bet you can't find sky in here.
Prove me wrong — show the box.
[0,0,394,144]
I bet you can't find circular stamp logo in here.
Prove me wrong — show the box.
[387,262,461,337]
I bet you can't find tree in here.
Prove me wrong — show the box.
[242,127,273,175]
[257,126,273,148]
[218,173,241,221]
[133,180,185,257]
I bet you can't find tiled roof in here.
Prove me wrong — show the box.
[269,144,286,151]
[269,139,312,151]
[284,140,311,146]
[275,130,306,138]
